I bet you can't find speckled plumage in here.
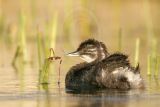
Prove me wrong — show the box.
[65,39,144,91]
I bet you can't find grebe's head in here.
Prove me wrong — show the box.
[67,39,109,63]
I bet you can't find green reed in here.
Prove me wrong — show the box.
[12,14,27,65]
[38,12,58,84]
[0,0,3,37]
[12,45,25,91]
[155,55,160,76]
[40,58,51,84]
[12,46,21,68]
[37,31,47,83]
[39,48,61,84]
[0,13,5,42]
[134,37,140,67]
[143,0,159,77]
[36,30,48,83]
[147,38,159,76]
[151,38,157,76]
[18,12,27,63]
[44,13,58,57]
[37,31,42,68]
[0,15,3,35]
[147,54,151,76]
[50,12,58,50]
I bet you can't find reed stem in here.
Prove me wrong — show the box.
[37,31,42,68]
[147,54,151,76]
[18,12,27,63]
[12,46,21,67]
[50,12,58,50]
[135,37,140,67]
[40,59,51,84]
[39,49,54,84]
[155,55,160,76]
[151,38,157,76]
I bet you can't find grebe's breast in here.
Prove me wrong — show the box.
[65,62,100,90]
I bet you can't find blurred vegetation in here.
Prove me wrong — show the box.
[0,0,160,79]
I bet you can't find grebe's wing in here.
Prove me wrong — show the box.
[101,53,139,76]
[103,53,130,71]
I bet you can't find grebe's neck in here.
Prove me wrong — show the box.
[93,43,109,62]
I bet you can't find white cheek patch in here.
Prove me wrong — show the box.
[80,55,96,63]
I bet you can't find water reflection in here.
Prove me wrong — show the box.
[63,89,145,107]
[66,96,128,107]
[7,54,160,107]
[147,75,160,93]
[12,55,25,92]
[37,84,51,107]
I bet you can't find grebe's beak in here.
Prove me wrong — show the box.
[66,51,80,57]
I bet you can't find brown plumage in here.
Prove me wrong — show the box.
[65,39,144,91]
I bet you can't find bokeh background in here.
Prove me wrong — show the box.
[0,0,160,107]
[1,0,160,74]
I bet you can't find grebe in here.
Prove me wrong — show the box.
[65,39,144,91]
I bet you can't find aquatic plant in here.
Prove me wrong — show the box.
[18,12,27,63]
[12,46,21,68]
[134,37,140,67]
[48,48,62,85]
[143,0,158,77]
[155,55,160,76]
[50,12,58,51]
[0,0,4,40]
[44,13,58,57]
[147,38,159,77]
[37,31,42,68]
[37,12,59,84]
[40,58,51,84]
[147,54,151,76]
[152,38,158,76]
[39,48,62,84]
[12,12,28,68]
[12,46,25,91]
[0,14,4,40]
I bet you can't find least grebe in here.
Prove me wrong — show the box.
[65,39,144,91]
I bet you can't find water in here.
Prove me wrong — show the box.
[0,36,160,107]
[0,52,160,107]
